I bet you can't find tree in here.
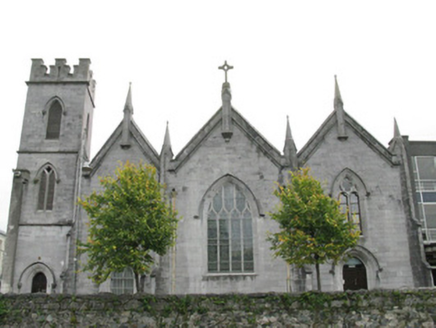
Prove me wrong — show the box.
[268,167,359,291]
[78,161,178,292]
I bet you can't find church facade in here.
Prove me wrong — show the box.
[1,59,433,295]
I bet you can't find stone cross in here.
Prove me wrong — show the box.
[218,61,233,83]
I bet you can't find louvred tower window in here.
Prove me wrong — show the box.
[46,100,62,139]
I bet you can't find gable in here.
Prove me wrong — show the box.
[299,110,397,167]
[171,107,282,172]
[303,116,402,199]
[89,119,159,176]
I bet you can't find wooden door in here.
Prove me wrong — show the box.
[31,272,47,293]
[343,258,368,291]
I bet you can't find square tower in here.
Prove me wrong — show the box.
[1,59,95,294]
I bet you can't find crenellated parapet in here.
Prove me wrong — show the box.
[28,58,94,84]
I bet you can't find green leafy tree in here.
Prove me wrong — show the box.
[268,167,359,291]
[78,161,178,292]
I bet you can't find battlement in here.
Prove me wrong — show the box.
[28,58,94,83]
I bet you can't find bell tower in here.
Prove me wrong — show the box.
[1,59,95,293]
[21,58,95,156]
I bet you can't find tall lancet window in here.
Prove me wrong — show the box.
[38,166,56,211]
[207,183,254,273]
[46,100,62,139]
[338,176,362,232]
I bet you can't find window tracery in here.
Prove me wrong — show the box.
[37,166,55,211]
[207,183,254,273]
[111,268,134,294]
[338,175,362,232]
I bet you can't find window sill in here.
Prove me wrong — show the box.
[202,272,257,281]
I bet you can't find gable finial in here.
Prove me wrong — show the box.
[283,115,298,170]
[163,121,172,151]
[394,118,401,139]
[124,82,134,114]
[334,75,343,107]
[334,75,348,140]
[219,61,234,142]
[121,83,133,149]
[160,121,173,185]
[218,61,234,83]
[389,117,405,155]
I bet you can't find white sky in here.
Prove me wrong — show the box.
[1,1,436,231]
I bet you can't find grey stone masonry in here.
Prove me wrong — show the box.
[1,290,436,327]
[2,59,433,296]
[1,59,95,294]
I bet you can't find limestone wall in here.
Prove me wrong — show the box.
[306,125,415,290]
[0,289,435,327]
[167,122,286,294]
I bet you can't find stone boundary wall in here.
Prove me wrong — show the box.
[0,289,436,327]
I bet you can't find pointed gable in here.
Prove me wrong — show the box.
[299,109,396,166]
[170,60,282,172]
[299,78,396,166]
[171,106,282,172]
[88,83,159,175]
[88,119,159,175]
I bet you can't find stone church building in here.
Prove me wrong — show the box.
[1,59,434,295]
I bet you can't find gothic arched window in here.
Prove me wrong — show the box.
[338,176,362,232]
[111,268,134,295]
[37,166,56,211]
[46,100,62,139]
[207,183,254,273]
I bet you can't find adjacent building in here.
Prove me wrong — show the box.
[403,140,436,284]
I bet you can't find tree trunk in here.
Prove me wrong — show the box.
[133,272,147,293]
[134,272,140,293]
[139,274,145,293]
[315,262,322,291]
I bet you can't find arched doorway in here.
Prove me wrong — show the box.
[31,272,47,293]
[343,257,368,290]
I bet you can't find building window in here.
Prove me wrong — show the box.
[46,100,62,139]
[111,268,134,295]
[413,156,436,242]
[207,183,254,273]
[338,176,362,232]
[37,166,55,211]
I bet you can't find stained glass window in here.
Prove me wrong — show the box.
[208,183,254,273]
[339,190,362,232]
